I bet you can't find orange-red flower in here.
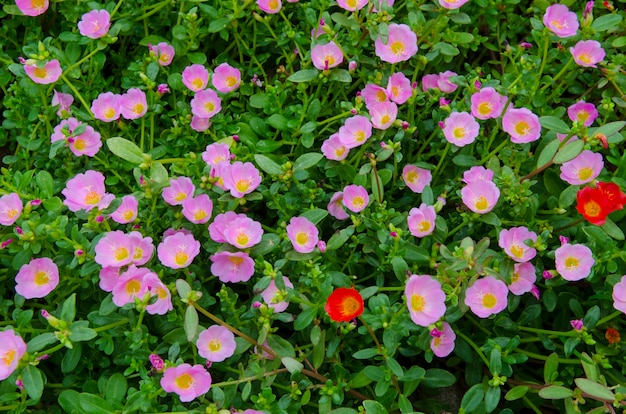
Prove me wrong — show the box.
[576,182,626,226]
[324,287,364,322]
[605,328,620,345]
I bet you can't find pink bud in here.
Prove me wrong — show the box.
[319,18,325,25]
[41,309,50,318]
[570,319,584,331]
[438,121,445,129]
[348,61,357,72]
[520,42,532,49]
[149,354,164,371]
[317,240,326,253]
[96,215,104,223]
[75,249,84,257]
[253,301,262,308]
[157,84,170,94]
[530,285,540,300]
[543,270,554,280]
[474,80,482,90]
[401,121,410,130]
[390,231,398,238]
[430,328,443,338]
[350,108,357,115]
[232,135,240,142]
[0,238,13,249]
[16,379,24,390]
[439,97,450,107]
[411,82,418,89]
[30,199,42,206]
[16,227,24,235]
[559,235,569,245]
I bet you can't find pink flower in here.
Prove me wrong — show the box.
[327,192,349,220]
[91,92,122,122]
[464,276,508,318]
[405,275,447,327]
[502,107,541,144]
[149,42,175,66]
[182,64,210,92]
[0,193,23,226]
[120,88,147,120]
[222,161,262,198]
[212,63,241,93]
[99,267,121,292]
[196,326,236,362]
[210,251,255,283]
[95,231,134,268]
[286,216,319,253]
[375,24,418,64]
[560,150,603,185]
[438,0,469,9]
[15,257,59,299]
[51,90,73,117]
[321,133,349,161]
[77,9,111,39]
[612,275,626,314]
[337,0,367,11]
[222,215,264,249]
[190,116,211,132]
[129,231,154,266]
[182,194,213,224]
[260,277,294,312]
[157,232,201,269]
[202,143,232,167]
[543,4,579,38]
[567,101,598,126]
[555,243,594,281]
[422,74,440,92]
[161,364,212,402]
[311,41,344,71]
[461,179,500,214]
[209,212,244,243]
[430,322,456,357]
[50,118,102,157]
[369,101,398,130]
[402,165,432,193]
[342,185,369,213]
[62,170,114,212]
[442,112,480,147]
[257,0,281,13]
[15,0,49,16]
[386,72,412,105]
[498,226,538,263]
[437,71,458,93]
[111,265,151,307]
[337,115,372,149]
[570,40,605,68]
[0,330,26,381]
[190,88,222,119]
[509,262,536,295]
[24,60,61,84]
[110,195,138,224]
[145,273,173,315]
[470,87,507,120]
[162,176,196,206]
[407,204,436,238]
[361,84,389,110]
[462,166,494,184]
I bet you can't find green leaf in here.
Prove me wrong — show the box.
[267,334,295,358]
[329,409,358,414]
[574,379,615,402]
[326,226,355,251]
[505,385,529,401]
[601,217,624,240]
[450,13,471,24]
[293,153,323,171]
[254,154,283,175]
[22,365,45,401]
[184,305,198,342]
[559,185,579,208]
[371,170,384,204]
[553,140,584,164]
[149,162,168,184]
[591,14,622,32]
[69,322,97,342]
[36,171,54,198]
[391,256,409,281]
[267,114,289,131]
[249,233,281,256]
[539,116,570,134]
[489,347,502,376]
[249,93,268,109]
[387,357,404,378]
[105,373,127,404]
[452,154,478,167]
[422,368,457,388]
[538,385,574,399]
[59,390,82,413]
[256,140,283,153]
[329,69,352,83]
[536,139,560,168]
[592,121,626,138]
[353,348,379,359]
[176,279,191,299]
[484,386,500,413]
[301,208,328,225]
[293,306,318,331]
[60,293,77,322]
[362,400,388,414]
[79,393,117,414]
[27,333,58,353]
[208,18,232,33]
[544,352,559,384]
[281,357,303,374]
[62,343,82,374]
[287,69,319,83]
[461,384,484,411]
[106,137,144,164]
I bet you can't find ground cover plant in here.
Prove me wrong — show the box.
[1,0,626,412]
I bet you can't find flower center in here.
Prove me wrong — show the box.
[34,271,49,286]
[578,167,593,181]
[453,127,466,139]
[268,0,279,10]
[551,19,565,30]
[229,255,244,266]
[103,107,116,119]
[32,0,46,9]
[482,293,497,309]
[511,272,519,283]
[375,90,387,102]
[204,101,215,113]
[2,350,16,367]
[514,121,530,136]
[390,41,405,55]
[583,200,601,217]
[225,76,237,87]
[335,146,346,157]
[192,78,204,90]
[509,244,524,258]
[133,103,145,114]
[417,220,431,233]
[411,294,425,312]
[391,86,399,97]
[235,179,251,193]
[175,251,189,266]
[6,209,18,219]
[33,67,47,79]
[565,257,579,270]
[341,296,360,316]
[84,190,101,205]
[577,111,589,122]
[578,53,591,64]
[406,171,418,184]
[478,101,492,116]
[125,279,141,294]
[346,0,357,8]
[159,53,170,64]
[193,210,207,221]
[175,373,194,390]
[433,337,442,347]
[156,287,167,299]
[73,138,86,151]
[209,339,221,352]
[380,114,391,125]
[236,233,249,246]
[114,247,129,262]
[354,131,365,142]
[123,210,135,221]
[133,247,144,260]
[296,232,308,245]
[351,196,364,209]
[475,196,488,211]
[174,192,187,202]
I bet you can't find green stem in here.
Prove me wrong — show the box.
[431,143,450,181]
[517,325,578,338]
[94,318,130,333]
[65,47,102,75]
[212,368,289,388]
[60,75,94,118]
[479,138,509,165]
[456,330,490,366]
[35,342,66,358]
[539,58,574,93]
[155,158,192,164]
[110,0,125,18]
[596,311,622,327]
[447,218,470,238]
[516,349,581,364]
[531,35,550,96]
[522,395,543,414]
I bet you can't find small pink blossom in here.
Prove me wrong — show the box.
[461,180,500,214]
[437,71,458,93]
[342,185,369,213]
[321,133,349,161]
[462,166,494,184]
[543,4,579,38]
[62,170,114,212]
[51,90,73,117]
[442,112,480,147]
[402,165,432,193]
[157,232,201,269]
[210,251,255,283]
[24,60,62,84]
[465,276,508,318]
[438,0,469,9]
[498,227,538,263]
[560,150,603,185]
[157,84,170,94]
[570,40,605,68]
[555,243,594,281]
[145,273,173,315]
[15,0,49,16]
[405,275,447,327]
[407,204,436,238]
[110,195,138,224]
[422,74,440,92]
[337,0,368,11]
[311,41,344,71]
[222,161,262,198]
[111,265,151,307]
[91,92,122,122]
[0,193,23,226]
[0,330,27,381]
[471,87,507,120]
[162,176,196,206]
[337,115,372,149]
[509,262,536,295]
[77,9,111,39]
[202,142,232,167]
[327,192,349,220]
[260,277,294,312]
[197,326,236,362]
[430,322,456,357]
[190,88,222,119]
[129,231,154,266]
[567,101,598,126]
[149,354,164,372]
[221,215,264,249]
[149,42,175,66]
[50,118,102,157]
[161,364,212,402]
[120,88,148,120]
[375,23,418,64]
[361,84,389,110]
[95,231,134,268]
[612,275,626,314]
[257,0,281,13]
[286,216,319,253]
[212,63,242,93]
[369,101,398,130]
[209,212,245,243]
[182,194,213,224]
[386,72,412,105]
[182,64,210,92]
[15,257,59,299]
[190,116,211,132]
[502,107,541,144]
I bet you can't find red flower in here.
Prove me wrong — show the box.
[597,182,626,211]
[576,182,626,226]
[324,287,364,322]
[605,328,620,345]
